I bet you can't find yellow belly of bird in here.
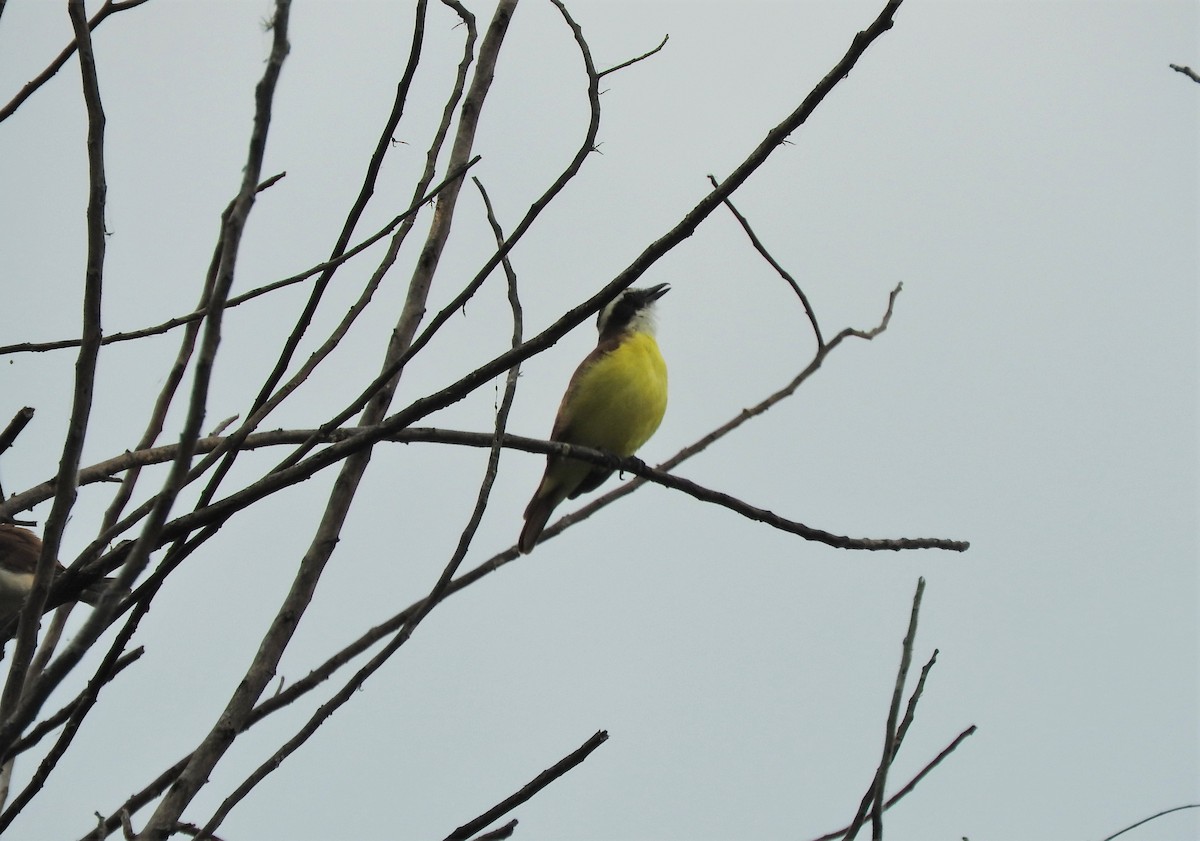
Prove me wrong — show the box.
[564,332,667,455]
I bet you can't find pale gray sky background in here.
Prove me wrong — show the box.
[0,1,1196,839]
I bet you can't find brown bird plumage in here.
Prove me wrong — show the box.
[0,524,120,620]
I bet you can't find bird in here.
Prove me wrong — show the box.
[0,524,122,621]
[519,283,670,554]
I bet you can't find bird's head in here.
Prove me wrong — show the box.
[597,283,669,339]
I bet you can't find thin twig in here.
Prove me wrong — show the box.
[894,649,937,749]
[469,818,517,840]
[708,173,824,347]
[0,408,34,459]
[0,647,144,830]
[1169,63,1200,83]
[155,3,510,836]
[0,0,110,746]
[872,577,924,838]
[186,0,440,513]
[842,577,924,841]
[2,648,143,761]
[269,0,603,476]
[0,0,151,124]
[128,5,292,835]
[194,149,527,841]
[444,731,609,840]
[598,33,668,78]
[0,3,293,823]
[1100,803,1200,841]
[806,725,977,841]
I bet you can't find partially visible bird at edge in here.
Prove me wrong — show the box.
[0,524,123,621]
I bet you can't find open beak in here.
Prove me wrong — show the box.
[642,283,670,302]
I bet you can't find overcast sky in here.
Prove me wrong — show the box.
[0,1,1196,839]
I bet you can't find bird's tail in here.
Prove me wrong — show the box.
[519,496,554,555]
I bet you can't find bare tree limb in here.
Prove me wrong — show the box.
[0,3,294,827]
[806,724,977,841]
[268,0,606,476]
[0,647,144,829]
[193,167,528,841]
[0,160,470,356]
[0,0,151,124]
[598,33,668,78]
[0,408,34,460]
[708,173,824,347]
[1100,803,1200,841]
[0,0,111,739]
[444,730,609,841]
[143,3,512,836]
[895,649,937,749]
[871,577,925,839]
[469,819,517,841]
[1169,63,1200,83]
[841,579,925,840]
[127,8,292,835]
[2,647,142,762]
[185,0,441,512]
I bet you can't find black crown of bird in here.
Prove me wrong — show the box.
[519,283,670,554]
[0,524,125,621]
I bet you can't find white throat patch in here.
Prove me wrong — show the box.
[598,294,658,337]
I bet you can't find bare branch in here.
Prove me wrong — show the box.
[871,577,925,839]
[895,648,937,749]
[193,165,528,841]
[0,0,151,124]
[33,424,970,563]
[1169,63,1200,83]
[0,408,34,460]
[444,731,609,841]
[1101,803,1200,841]
[3,648,142,762]
[598,33,668,78]
[147,3,514,835]
[184,0,438,510]
[469,819,517,841]
[0,647,144,829]
[806,725,978,841]
[820,579,975,841]
[127,5,292,832]
[269,0,606,476]
[0,0,294,816]
[844,580,925,839]
[708,173,824,347]
[0,158,475,357]
[1,0,110,737]
[539,448,968,552]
